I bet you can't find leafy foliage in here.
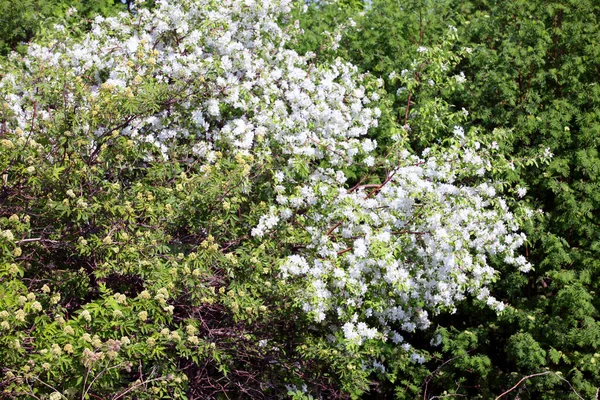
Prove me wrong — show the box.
[0,0,128,55]
[295,0,600,398]
[2,0,599,398]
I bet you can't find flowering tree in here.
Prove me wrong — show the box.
[0,0,545,398]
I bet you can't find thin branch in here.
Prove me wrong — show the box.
[82,363,124,400]
[337,247,352,255]
[423,351,473,400]
[112,377,167,400]
[81,367,91,400]
[26,374,62,399]
[16,237,61,245]
[495,371,584,400]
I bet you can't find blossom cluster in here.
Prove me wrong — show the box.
[276,141,531,347]
[0,0,532,364]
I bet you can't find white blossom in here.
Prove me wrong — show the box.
[0,0,534,372]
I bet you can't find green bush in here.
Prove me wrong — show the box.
[295,0,600,398]
[0,0,129,56]
[0,0,544,398]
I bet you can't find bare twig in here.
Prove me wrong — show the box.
[16,237,61,245]
[81,367,91,400]
[82,363,125,400]
[26,374,62,399]
[112,377,168,400]
[423,350,473,400]
[495,371,584,400]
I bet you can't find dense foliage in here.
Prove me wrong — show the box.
[0,0,130,56]
[295,0,600,398]
[0,0,598,399]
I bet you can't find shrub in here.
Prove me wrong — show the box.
[295,0,600,398]
[0,0,538,398]
[0,0,128,56]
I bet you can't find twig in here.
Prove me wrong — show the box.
[337,247,352,255]
[27,374,62,399]
[423,350,473,400]
[495,371,584,400]
[81,367,91,400]
[82,363,124,400]
[16,237,61,245]
[112,377,168,400]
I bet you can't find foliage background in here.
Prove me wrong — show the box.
[1,0,599,399]
[294,0,600,398]
[0,0,132,55]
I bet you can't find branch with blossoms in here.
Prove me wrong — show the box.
[0,0,555,399]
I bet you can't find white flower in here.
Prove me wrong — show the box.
[410,353,425,364]
[342,322,360,341]
[0,0,534,358]
[453,125,464,138]
[15,309,25,322]
[76,309,90,324]
[124,36,139,53]
[206,99,220,117]
[49,392,63,400]
[1,230,14,241]
[454,72,466,84]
